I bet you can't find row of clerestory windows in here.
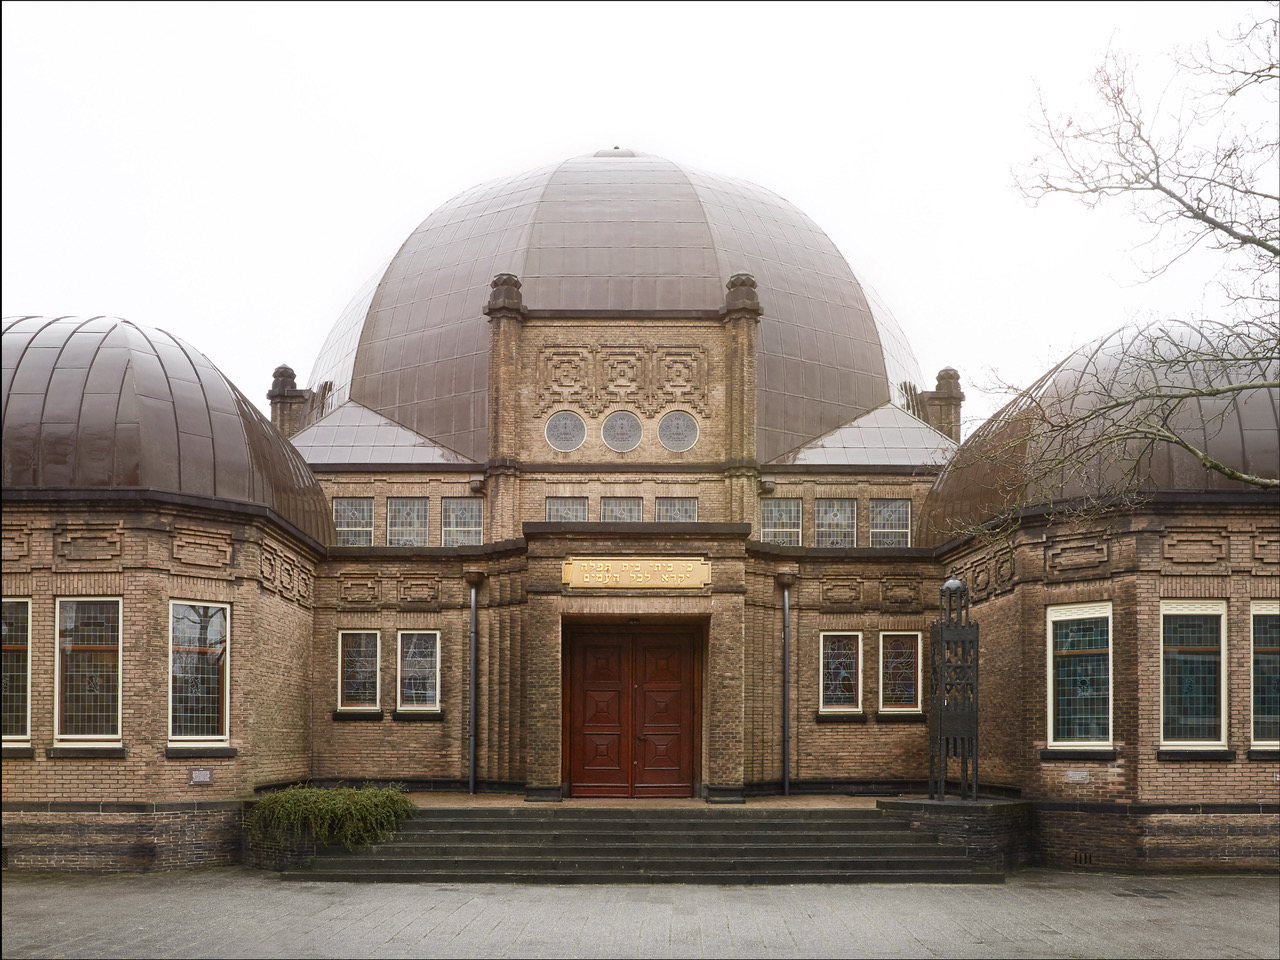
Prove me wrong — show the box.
[544,497,698,523]
[762,498,912,548]
[333,497,483,548]
[1,598,229,747]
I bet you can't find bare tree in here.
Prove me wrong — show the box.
[1019,5,1279,318]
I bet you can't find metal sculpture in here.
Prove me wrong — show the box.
[928,574,979,800]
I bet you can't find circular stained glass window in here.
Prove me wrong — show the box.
[658,410,699,452]
[601,410,642,452]
[545,410,587,452]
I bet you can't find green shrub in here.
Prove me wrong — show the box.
[246,782,416,850]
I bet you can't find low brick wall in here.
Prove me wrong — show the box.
[877,798,1034,870]
[2,801,243,873]
[1036,802,1280,872]
[241,800,317,871]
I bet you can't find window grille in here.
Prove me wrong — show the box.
[869,499,911,548]
[1253,607,1280,744]
[339,631,379,709]
[601,497,642,522]
[441,498,483,546]
[815,499,856,547]
[1162,610,1223,743]
[57,599,120,739]
[333,497,374,546]
[545,497,588,522]
[399,631,440,710]
[880,633,920,710]
[761,498,801,546]
[1051,615,1110,742]
[655,497,698,523]
[170,603,228,740]
[2,599,30,739]
[387,498,429,546]
[820,633,860,710]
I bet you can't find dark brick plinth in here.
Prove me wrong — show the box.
[877,798,1033,870]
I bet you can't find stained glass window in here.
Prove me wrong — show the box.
[869,499,911,548]
[333,497,374,546]
[2,599,30,739]
[761,499,801,546]
[815,499,856,548]
[340,631,380,710]
[170,603,228,740]
[545,497,587,522]
[1051,613,1110,743]
[1253,607,1279,744]
[821,633,860,710]
[655,497,698,522]
[442,498,483,547]
[57,599,120,739]
[601,497,642,522]
[880,633,920,710]
[1162,607,1223,743]
[387,498,429,546]
[399,631,440,710]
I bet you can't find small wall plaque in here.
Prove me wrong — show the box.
[189,767,212,785]
[1063,770,1090,784]
[562,556,711,589]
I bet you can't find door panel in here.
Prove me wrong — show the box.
[567,629,696,797]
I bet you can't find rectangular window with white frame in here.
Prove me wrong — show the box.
[820,632,861,712]
[869,499,911,547]
[1046,602,1112,746]
[815,499,856,548]
[387,497,429,546]
[879,632,922,712]
[1253,600,1279,746]
[655,497,697,522]
[338,631,380,711]
[333,497,374,546]
[601,497,643,522]
[169,601,229,742]
[545,497,588,522]
[2,598,31,741]
[441,498,483,546]
[761,498,802,546]
[398,631,440,711]
[1161,600,1227,746]
[56,598,122,742]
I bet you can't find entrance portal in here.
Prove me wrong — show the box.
[566,627,698,797]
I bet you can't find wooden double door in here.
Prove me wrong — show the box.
[566,627,698,797]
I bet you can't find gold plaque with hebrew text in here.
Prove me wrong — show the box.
[562,556,711,589]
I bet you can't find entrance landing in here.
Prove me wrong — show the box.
[407,792,883,810]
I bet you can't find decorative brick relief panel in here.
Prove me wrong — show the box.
[53,524,123,571]
[535,344,710,419]
[1252,530,1279,567]
[399,580,440,604]
[598,347,647,409]
[821,579,862,604]
[653,347,710,416]
[1162,530,1228,573]
[537,348,595,415]
[882,578,921,609]
[1045,537,1109,578]
[172,528,233,568]
[2,525,30,565]
[259,542,313,608]
[339,579,380,605]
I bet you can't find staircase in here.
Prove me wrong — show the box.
[282,805,1002,884]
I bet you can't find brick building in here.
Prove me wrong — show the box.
[3,149,1276,872]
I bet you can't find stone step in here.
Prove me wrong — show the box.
[317,836,943,855]
[287,868,1004,885]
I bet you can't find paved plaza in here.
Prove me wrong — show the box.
[2,867,1277,959]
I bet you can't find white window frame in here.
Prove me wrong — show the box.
[815,498,857,548]
[54,597,123,744]
[441,497,483,547]
[337,630,381,712]
[387,497,430,547]
[761,498,802,546]
[167,600,231,744]
[1,597,32,742]
[545,496,588,522]
[333,496,375,547]
[1160,599,1228,749]
[397,630,441,712]
[819,631,862,713]
[869,498,912,548]
[600,496,643,522]
[1045,602,1113,748]
[655,497,698,523]
[1251,600,1280,748]
[878,631,923,713]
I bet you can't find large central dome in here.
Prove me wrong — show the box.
[308,149,924,462]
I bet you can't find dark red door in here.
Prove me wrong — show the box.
[567,629,696,797]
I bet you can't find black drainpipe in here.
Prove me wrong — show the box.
[464,571,485,794]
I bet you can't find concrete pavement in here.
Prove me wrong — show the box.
[3,867,1277,959]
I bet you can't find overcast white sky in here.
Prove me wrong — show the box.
[3,1,1271,431]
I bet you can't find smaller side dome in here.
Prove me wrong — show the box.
[919,320,1279,545]
[2,316,334,545]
